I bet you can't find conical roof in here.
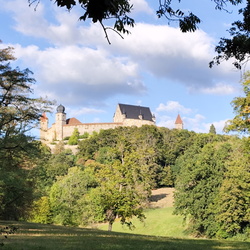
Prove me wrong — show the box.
[175,114,183,124]
[40,112,48,122]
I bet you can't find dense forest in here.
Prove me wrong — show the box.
[0,46,249,239]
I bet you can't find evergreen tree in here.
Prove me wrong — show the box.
[209,124,216,134]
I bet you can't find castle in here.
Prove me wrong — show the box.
[40,103,158,142]
[40,103,184,142]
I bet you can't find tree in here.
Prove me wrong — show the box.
[68,127,80,145]
[215,139,250,238]
[224,71,250,134]
[174,142,232,237]
[210,1,250,69]
[78,126,159,231]
[83,159,148,231]
[0,45,52,153]
[49,166,94,226]
[46,149,75,182]
[209,124,216,134]
[0,45,52,220]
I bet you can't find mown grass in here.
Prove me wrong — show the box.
[1,220,250,250]
[97,207,189,238]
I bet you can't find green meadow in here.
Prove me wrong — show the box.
[97,207,189,238]
[1,207,249,250]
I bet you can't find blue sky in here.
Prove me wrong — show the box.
[0,0,248,136]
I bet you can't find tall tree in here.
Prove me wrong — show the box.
[215,139,250,238]
[0,45,52,153]
[83,158,148,231]
[49,166,94,226]
[174,142,232,237]
[0,45,52,220]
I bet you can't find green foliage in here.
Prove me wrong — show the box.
[79,132,89,139]
[82,148,151,230]
[174,138,249,238]
[45,150,75,182]
[49,166,95,226]
[209,124,216,134]
[0,45,52,220]
[215,140,250,237]
[224,71,250,134]
[68,128,80,145]
[28,196,52,224]
[0,46,52,153]
[0,167,34,220]
[158,165,174,187]
[210,1,250,68]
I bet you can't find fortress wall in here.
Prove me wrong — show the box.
[44,125,56,142]
[122,119,155,127]
[62,123,123,138]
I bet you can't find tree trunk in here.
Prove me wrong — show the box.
[108,221,113,231]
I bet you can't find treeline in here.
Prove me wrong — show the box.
[0,45,249,239]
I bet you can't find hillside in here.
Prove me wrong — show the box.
[149,187,175,208]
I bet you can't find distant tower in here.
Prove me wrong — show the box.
[55,104,66,141]
[175,114,183,130]
[40,113,48,140]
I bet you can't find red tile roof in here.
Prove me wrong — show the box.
[40,113,48,122]
[175,114,183,124]
[66,117,82,126]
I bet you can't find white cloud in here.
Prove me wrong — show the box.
[131,0,154,15]
[14,44,146,105]
[68,107,105,117]
[156,101,192,114]
[184,114,206,131]
[3,1,241,97]
[107,23,241,94]
[156,115,175,129]
[200,82,236,95]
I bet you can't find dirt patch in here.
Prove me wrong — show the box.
[149,188,175,208]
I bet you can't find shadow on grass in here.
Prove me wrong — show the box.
[1,220,249,250]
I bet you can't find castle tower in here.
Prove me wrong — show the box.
[40,113,48,140]
[55,104,66,141]
[175,114,183,130]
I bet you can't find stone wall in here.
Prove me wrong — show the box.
[62,122,123,139]
[122,118,155,127]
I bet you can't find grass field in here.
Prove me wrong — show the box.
[97,207,189,238]
[1,219,250,250]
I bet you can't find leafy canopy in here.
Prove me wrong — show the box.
[0,45,52,220]
[224,71,250,134]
